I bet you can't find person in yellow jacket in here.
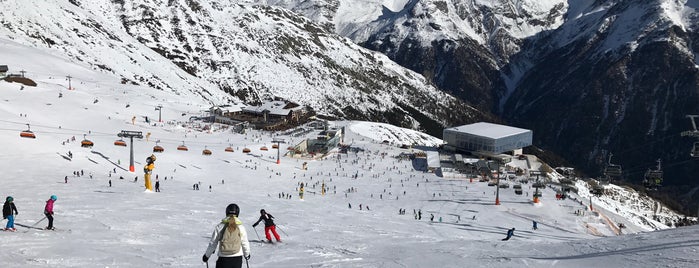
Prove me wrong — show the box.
[203,203,251,267]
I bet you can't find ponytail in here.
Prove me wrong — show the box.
[227,216,238,232]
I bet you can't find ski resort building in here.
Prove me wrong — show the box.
[443,122,532,156]
[0,65,8,78]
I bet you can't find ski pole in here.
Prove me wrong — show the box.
[245,256,250,268]
[252,225,261,241]
[30,216,47,227]
[276,225,288,236]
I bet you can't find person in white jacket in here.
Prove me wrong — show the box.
[203,203,251,267]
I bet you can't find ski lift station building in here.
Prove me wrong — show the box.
[443,122,533,156]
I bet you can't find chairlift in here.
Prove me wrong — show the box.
[272,144,279,149]
[152,141,164,153]
[114,139,127,147]
[242,148,251,153]
[643,159,663,189]
[153,145,164,153]
[603,153,623,178]
[225,145,234,152]
[81,134,94,148]
[177,141,188,151]
[20,124,36,139]
[691,142,699,157]
[287,146,295,151]
[260,146,269,151]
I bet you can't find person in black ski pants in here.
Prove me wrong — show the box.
[502,228,515,241]
[252,209,281,243]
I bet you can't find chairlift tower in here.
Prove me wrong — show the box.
[118,130,143,172]
[155,105,163,123]
[273,138,286,164]
[488,161,501,205]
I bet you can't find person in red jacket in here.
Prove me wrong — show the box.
[252,209,281,243]
[44,195,57,230]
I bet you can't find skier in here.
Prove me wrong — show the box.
[155,179,160,192]
[252,209,281,243]
[203,204,251,267]
[532,221,538,230]
[44,195,57,230]
[502,228,515,241]
[3,196,19,231]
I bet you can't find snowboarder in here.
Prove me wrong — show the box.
[502,228,515,241]
[155,179,160,192]
[252,209,281,243]
[202,203,251,267]
[3,196,19,231]
[44,195,57,230]
[532,221,538,230]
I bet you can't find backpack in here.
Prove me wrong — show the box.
[219,218,242,255]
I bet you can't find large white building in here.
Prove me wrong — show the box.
[443,122,532,155]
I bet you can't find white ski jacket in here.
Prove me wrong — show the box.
[204,217,251,259]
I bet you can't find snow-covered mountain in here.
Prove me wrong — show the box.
[1,35,698,267]
[256,0,699,210]
[0,0,488,136]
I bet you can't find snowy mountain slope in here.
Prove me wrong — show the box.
[0,53,698,266]
[0,0,487,135]
[253,0,699,209]
[503,0,699,194]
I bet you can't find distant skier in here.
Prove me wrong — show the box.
[3,196,19,231]
[532,221,538,230]
[252,209,281,243]
[155,179,160,192]
[502,228,515,241]
[203,203,251,267]
[44,195,57,230]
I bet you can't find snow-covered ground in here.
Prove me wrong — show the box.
[1,39,698,268]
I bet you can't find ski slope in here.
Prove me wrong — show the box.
[0,38,698,268]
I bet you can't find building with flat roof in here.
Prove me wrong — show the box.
[443,122,532,155]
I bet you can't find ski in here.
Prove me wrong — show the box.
[15,223,69,232]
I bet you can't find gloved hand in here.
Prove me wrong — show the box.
[245,255,251,260]
[15,212,18,215]
[202,254,209,262]
[252,224,257,228]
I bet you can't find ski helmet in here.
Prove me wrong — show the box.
[50,195,57,201]
[226,203,240,216]
[6,196,13,202]
[260,209,266,214]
